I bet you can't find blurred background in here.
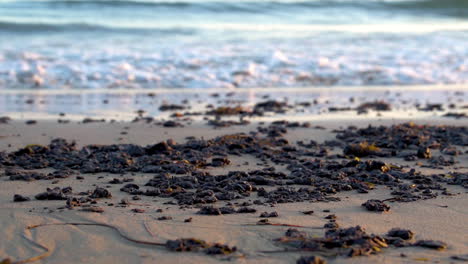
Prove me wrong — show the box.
[0,0,466,119]
[1,0,468,89]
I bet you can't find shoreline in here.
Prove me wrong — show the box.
[0,85,466,121]
[1,84,467,94]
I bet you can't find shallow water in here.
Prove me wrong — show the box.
[1,0,468,88]
[0,85,466,120]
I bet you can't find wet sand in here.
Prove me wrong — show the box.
[0,117,467,264]
[1,85,467,121]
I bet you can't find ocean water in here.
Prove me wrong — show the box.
[1,0,468,89]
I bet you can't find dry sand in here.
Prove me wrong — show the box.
[0,118,467,264]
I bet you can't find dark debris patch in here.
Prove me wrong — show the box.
[415,240,447,250]
[417,147,432,159]
[253,100,291,115]
[82,118,105,124]
[343,142,383,157]
[357,101,391,113]
[0,259,12,264]
[6,169,73,182]
[386,228,414,240]
[336,123,467,155]
[260,211,279,218]
[276,226,388,257]
[197,206,256,215]
[35,187,70,200]
[89,187,112,199]
[159,104,186,111]
[13,194,30,202]
[273,225,446,259]
[206,106,249,116]
[197,206,232,215]
[207,119,250,128]
[1,122,466,209]
[157,216,173,221]
[0,120,463,262]
[451,254,468,261]
[296,256,327,264]
[361,199,390,212]
[443,112,467,119]
[0,116,11,124]
[79,206,104,213]
[165,238,237,255]
[160,120,184,128]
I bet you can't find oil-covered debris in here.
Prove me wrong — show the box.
[237,207,257,213]
[259,186,341,204]
[328,107,352,112]
[7,170,46,181]
[160,120,184,128]
[273,225,446,259]
[66,196,93,208]
[0,116,11,124]
[35,187,71,200]
[13,194,30,202]
[451,254,468,261]
[159,104,186,111]
[336,123,467,156]
[343,142,383,157]
[0,122,466,210]
[428,155,457,167]
[197,206,256,215]
[79,206,105,213]
[414,240,447,250]
[275,226,388,257]
[25,120,37,125]
[210,157,231,167]
[328,101,391,114]
[296,256,327,264]
[441,172,467,189]
[206,106,249,116]
[418,103,444,112]
[361,199,390,212]
[207,119,250,128]
[82,118,106,124]
[253,100,290,115]
[165,238,237,255]
[416,147,432,159]
[197,206,235,215]
[0,258,12,264]
[357,101,391,113]
[1,115,465,264]
[260,211,279,218]
[7,169,73,181]
[443,112,467,119]
[89,187,112,199]
[386,228,414,240]
[157,216,173,221]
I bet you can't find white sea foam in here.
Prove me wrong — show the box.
[1,31,468,89]
[1,0,468,89]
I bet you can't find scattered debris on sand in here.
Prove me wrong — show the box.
[0,120,465,263]
[268,225,446,258]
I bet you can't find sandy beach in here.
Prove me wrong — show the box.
[2,0,468,262]
[1,113,467,264]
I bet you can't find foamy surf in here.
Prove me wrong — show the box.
[1,0,468,89]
